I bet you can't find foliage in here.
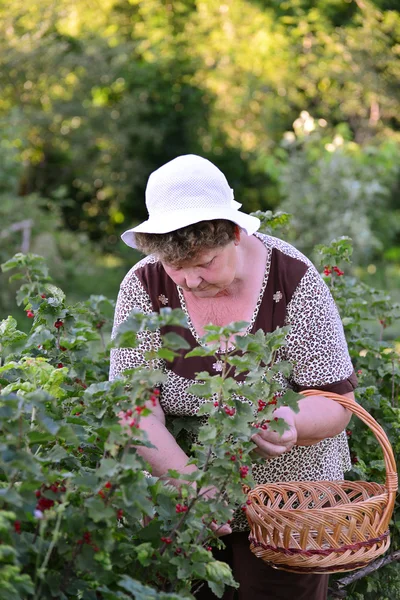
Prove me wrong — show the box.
[261,116,400,264]
[0,0,399,248]
[0,220,399,598]
[314,238,400,599]
[0,136,128,319]
[0,252,301,599]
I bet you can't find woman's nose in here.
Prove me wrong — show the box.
[184,270,203,289]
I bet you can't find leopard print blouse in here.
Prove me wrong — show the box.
[109,233,357,531]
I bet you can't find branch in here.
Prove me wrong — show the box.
[0,219,33,253]
[328,551,400,598]
[0,219,33,236]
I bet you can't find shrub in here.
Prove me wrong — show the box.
[0,221,399,599]
[0,253,301,599]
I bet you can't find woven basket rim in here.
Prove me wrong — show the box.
[248,479,387,490]
[249,500,388,516]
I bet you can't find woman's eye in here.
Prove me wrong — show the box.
[202,258,214,268]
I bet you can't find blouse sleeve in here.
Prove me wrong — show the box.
[284,266,357,394]
[109,269,164,381]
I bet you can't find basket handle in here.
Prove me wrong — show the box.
[301,389,398,530]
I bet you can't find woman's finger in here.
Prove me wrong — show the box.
[251,437,292,458]
[211,522,232,537]
[253,427,296,445]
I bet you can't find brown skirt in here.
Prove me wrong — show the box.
[193,532,329,600]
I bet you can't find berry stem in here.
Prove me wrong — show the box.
[34,505,64,599]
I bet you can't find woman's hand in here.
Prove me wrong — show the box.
[200,485,233,537]
[210,521,232,537]
[251,408,297,459]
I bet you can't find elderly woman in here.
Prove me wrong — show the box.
[110,155,357,600]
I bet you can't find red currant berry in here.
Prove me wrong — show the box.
[239,466,249,478]
[14,521,21,534]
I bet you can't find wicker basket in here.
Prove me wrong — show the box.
[245,390,398,574]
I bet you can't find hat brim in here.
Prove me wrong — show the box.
[121,207,260,249]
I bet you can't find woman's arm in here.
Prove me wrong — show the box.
[279,392,352,445]
[137,400,233,536]
[136,400,197,482]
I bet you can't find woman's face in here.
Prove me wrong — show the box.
[161,242,238,298]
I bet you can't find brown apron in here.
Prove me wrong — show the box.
[193,532,329,600]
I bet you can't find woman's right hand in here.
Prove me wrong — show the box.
[200,485,233,537]
[210,520,232,537]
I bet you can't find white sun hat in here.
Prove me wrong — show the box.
[121,154,260,248]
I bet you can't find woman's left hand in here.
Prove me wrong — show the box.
[251,408,297,459]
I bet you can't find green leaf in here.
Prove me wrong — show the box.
[36,413,61,436]
[57,424,81,445]
[97,458,119,478]
[26,328,54,347]
[27,431,55,445]
[1,257,20,272]
[118,576,182,599]
[73,473,99,489]
[227,355,252,373]
[120,452,146,471]
[0,487,23,506]
[134,543,154,567]
[162,332,190,350]
[0,316,27,346]
[167,416,201,437]
[206,560,237,590]
[65,416,87,427]
[280,389,301,413]
[187,381,213,397]
[156,348,177,362]
[40,445,69,463]
[8,272,26,282]
[185,346,218,358]
[206,580,225,598]
[44,284,66,304]
[86,496,116,522]
[138,518,162,543]
[198,425,218,444]
[270,417,290,436]
[84,381,113,397]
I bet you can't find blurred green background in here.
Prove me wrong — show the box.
[1,0,399,332]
